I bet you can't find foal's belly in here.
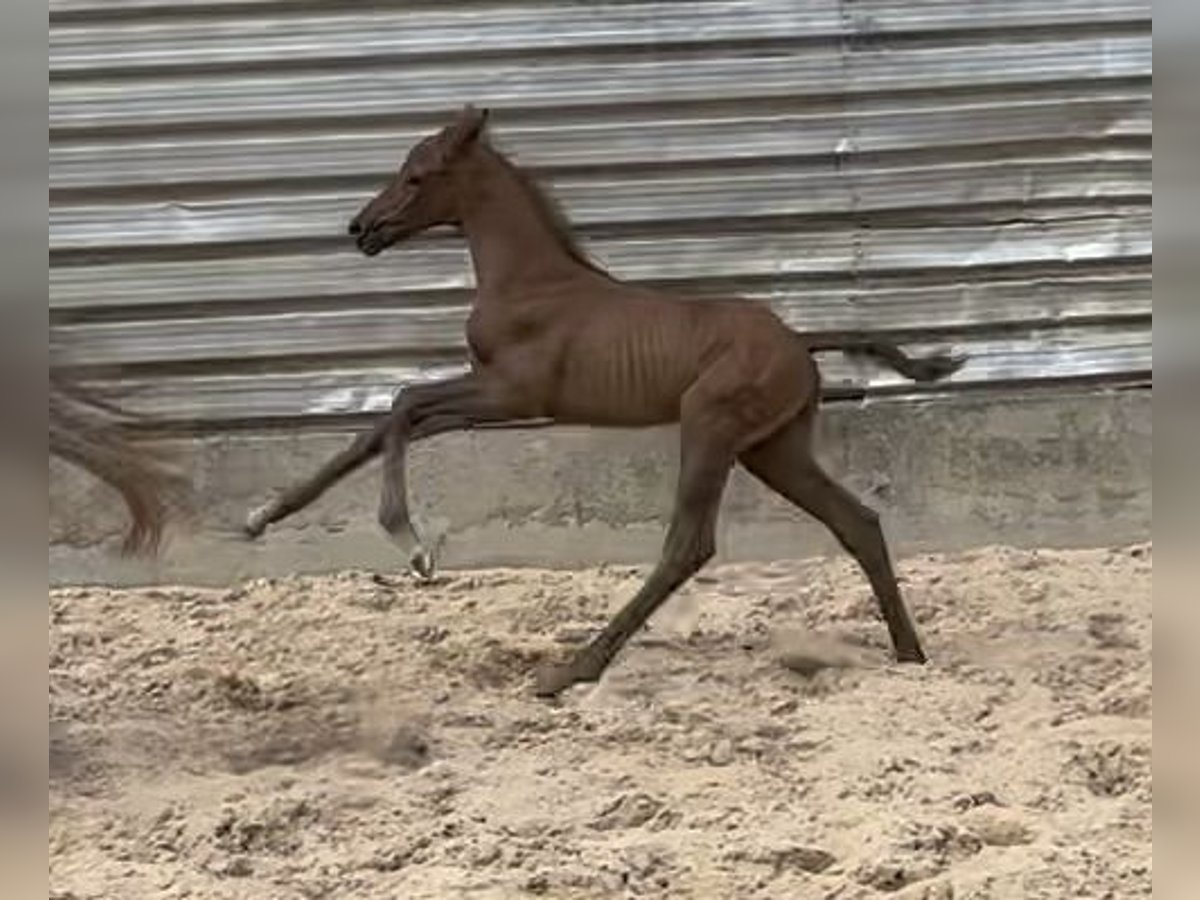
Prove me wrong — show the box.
[551,393,681,427]
[548,358,690,426]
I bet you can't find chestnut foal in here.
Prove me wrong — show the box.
[245,105,964,696]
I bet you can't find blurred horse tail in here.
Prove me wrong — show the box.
[49,370,190,556]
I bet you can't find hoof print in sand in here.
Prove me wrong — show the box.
[590,792,670,832]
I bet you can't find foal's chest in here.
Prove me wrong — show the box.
[464,303,565,417]
[465,305,550,369]
[464,307,496,368]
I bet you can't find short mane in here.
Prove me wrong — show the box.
[483,142,618,281]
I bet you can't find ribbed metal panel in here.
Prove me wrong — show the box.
[49,0,1152,429]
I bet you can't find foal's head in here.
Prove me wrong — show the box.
[348,104,490,256]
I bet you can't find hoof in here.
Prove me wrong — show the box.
[409,547,437,583]
[897,647,928,665]
[407,526,447,583]
[243,506,270,540]
[532,661,600,698]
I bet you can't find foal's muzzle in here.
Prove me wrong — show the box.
[348,217,386,256]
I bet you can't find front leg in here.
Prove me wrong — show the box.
[377,418,442,581]
[245,425,384,538]
[376,375,534,580]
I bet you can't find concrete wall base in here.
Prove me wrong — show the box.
[49,387,1151,588]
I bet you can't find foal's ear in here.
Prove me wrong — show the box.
[444,104,489,156]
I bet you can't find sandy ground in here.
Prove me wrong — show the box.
[49,544,1152,899]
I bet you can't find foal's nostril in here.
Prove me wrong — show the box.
[348,220,363,237]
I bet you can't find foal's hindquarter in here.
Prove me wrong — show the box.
[245,113,935,696]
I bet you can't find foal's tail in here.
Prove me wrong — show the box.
[805,337,966,383]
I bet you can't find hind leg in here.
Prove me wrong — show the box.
[534,423,734,696]
[739,413,926,663]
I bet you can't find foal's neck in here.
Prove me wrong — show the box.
[456,145,592,295]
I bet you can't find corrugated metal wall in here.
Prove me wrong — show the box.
[50,0,1152,430]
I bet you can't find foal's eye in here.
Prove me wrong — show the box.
[406,175,423,187]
